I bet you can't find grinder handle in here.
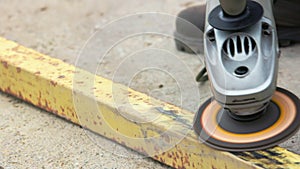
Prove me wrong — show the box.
[219,0,247,16]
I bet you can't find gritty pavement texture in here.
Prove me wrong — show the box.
[0,0,299,168]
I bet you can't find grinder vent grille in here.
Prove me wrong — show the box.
[223,35,256,58]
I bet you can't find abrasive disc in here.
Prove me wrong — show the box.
[194,87,300,152]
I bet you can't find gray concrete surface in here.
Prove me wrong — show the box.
[0,0,299,168]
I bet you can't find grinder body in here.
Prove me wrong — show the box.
[204,0,279,116]
[194,0,300,152]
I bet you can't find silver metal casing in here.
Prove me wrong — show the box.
[204,0,279,115]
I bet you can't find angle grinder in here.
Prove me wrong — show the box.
[194,0,300,151]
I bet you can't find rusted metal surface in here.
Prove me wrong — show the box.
[0,37,300,168]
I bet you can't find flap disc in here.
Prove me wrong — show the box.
[194,87,300,152]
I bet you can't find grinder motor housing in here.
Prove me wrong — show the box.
[204,0,280,116]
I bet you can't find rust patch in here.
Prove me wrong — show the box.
[16,67,21,73]
[50,80,57,86]
[1,61,8,69]
[27,82,33,86]
[181,155,190,167]
[12,45,35,55]
[18,91,23,99]
[48,61,59,66]
[36,56,45,60]
[159,157,165,163]
[172,162,176,168]
[121,141,126,146]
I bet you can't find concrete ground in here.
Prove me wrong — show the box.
[0,0,299,168]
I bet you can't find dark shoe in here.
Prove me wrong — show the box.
[277,27,300,47]
[274,0,300,46]
[174,1,300,54]
[174,4,206,54]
